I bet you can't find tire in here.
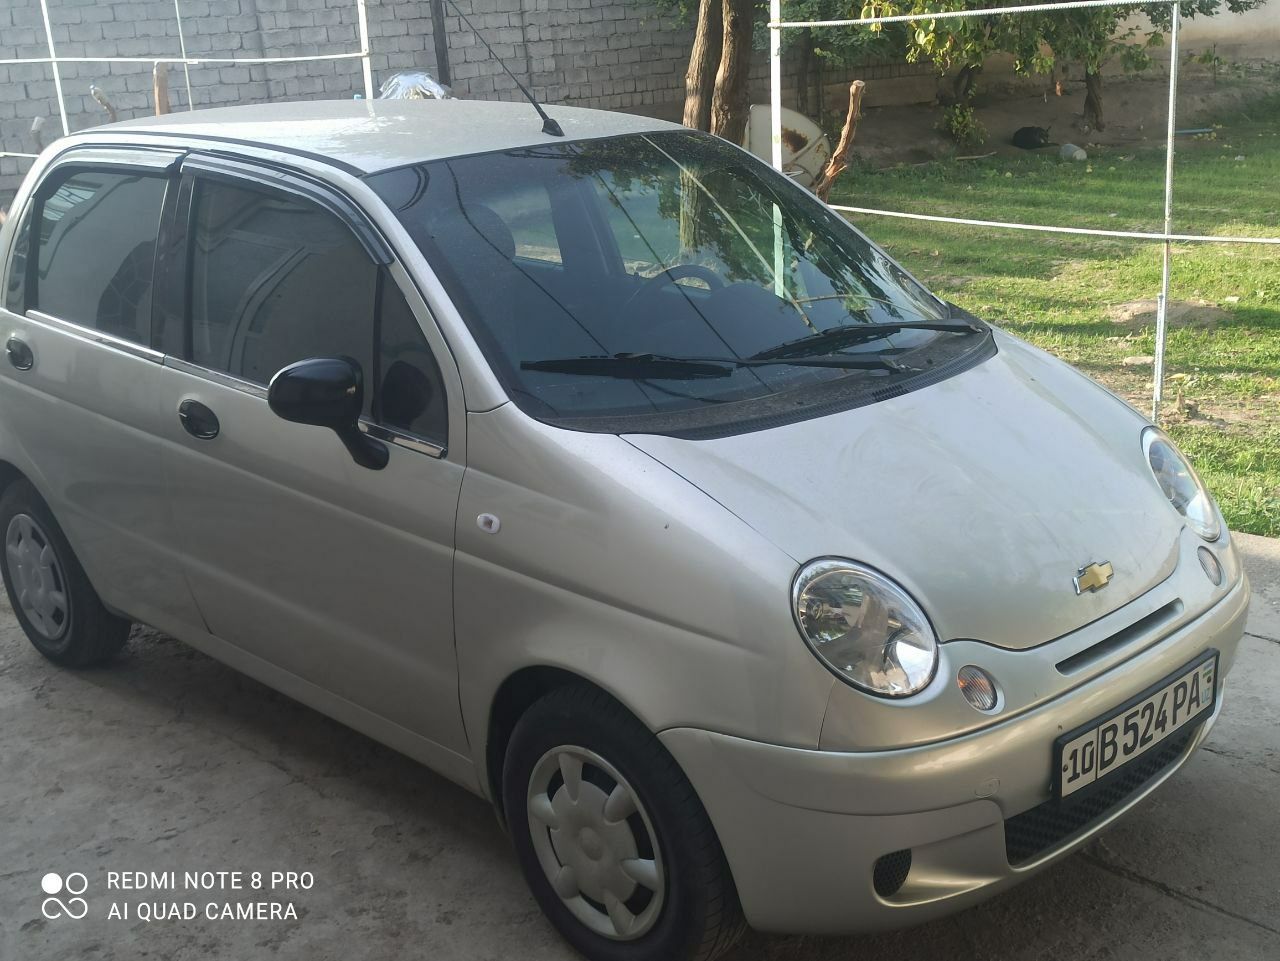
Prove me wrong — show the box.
[503,683,744,961]
[0,480,130,667]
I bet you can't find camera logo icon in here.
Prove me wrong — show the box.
[41,872,88,920]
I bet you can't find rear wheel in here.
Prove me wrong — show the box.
[503,684,743,961]
[0,480,129,666]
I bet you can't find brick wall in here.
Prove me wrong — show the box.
[1,0,925,202]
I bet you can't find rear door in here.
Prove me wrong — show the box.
[152,156,468,757]
[0,148,205,633]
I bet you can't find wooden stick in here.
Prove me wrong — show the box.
[813,80,865,202]
[153,61,170,116]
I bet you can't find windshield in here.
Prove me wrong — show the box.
[368,131,983,430]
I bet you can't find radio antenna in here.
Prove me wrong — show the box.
[441,0,564,137]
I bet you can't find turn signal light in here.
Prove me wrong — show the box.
[1197,546,1224,586]
[957,665,999,712]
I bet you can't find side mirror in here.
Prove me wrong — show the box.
[267,357,388,470]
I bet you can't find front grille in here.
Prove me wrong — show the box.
[872,849,913,897]
[1055,599,1184,675]
[1004,723,1200,866]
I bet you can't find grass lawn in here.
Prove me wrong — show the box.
[831,93,1280,537]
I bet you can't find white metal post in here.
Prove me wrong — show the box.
[356,0,375,99]
[173,0,195,110]
[37,0,69,137]
[1153,2,1181,423]
[769,0,783,172]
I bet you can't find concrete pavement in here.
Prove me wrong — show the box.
[1,535,1277,960]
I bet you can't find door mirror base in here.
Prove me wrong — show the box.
[338,424,390,471]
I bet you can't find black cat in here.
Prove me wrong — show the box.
[1011,125,1058,149]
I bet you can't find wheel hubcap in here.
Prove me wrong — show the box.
[526,746,665,941]
[5,513,69,641]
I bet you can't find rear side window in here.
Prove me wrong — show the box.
[30,170,167,344]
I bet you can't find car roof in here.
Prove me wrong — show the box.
[99,99,683,174]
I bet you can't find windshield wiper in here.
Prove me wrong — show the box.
[521,352,910,380]
[753,320,985,361]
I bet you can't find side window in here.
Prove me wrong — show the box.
[188,176,448,443]
[30,170,167,343]
[188,178,377,390]
[376,274,448,443]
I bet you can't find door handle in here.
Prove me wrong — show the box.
[178,399,220,440]
[6,337,33,371]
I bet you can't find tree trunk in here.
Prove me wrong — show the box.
[682,0,722,131]
[710,0,755,145]
[813,80,866,202]
[796,30,813,116]
[1083,68,1105,130]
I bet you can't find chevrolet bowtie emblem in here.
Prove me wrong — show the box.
[1073,561,1114,595]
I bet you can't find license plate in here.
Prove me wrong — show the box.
[1055,651,1217,799]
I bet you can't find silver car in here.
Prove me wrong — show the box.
[0,100,1248,961]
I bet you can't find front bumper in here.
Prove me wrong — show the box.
[659,574,1249,935]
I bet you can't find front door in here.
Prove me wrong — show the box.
[153,159,468,757]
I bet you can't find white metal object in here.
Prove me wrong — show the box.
[1153,3,1181,422]
[743,104,831,187]
[771,0,1182,29]
[0,0,1274,426]
[1,53,370,66]
[36,0,69,137]
[826,206,1280,246]
[765,0,1275,424]
[356,0,376,100]
[769,0,783,172]
[0,1,373,162]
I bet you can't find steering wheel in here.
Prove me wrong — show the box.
[619,264,726,319]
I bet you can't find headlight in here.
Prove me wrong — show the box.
[1142,427,1221,541]
[792,559,938,697]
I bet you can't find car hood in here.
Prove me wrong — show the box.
[624,331,1181,650]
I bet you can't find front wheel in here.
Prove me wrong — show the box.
[503,684,743,961]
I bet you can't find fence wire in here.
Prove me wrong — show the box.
[1,1,1275,422]
[0,0,374,149]
[768,0,1279,421]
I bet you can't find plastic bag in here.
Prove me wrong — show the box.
[377,71,454,101]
